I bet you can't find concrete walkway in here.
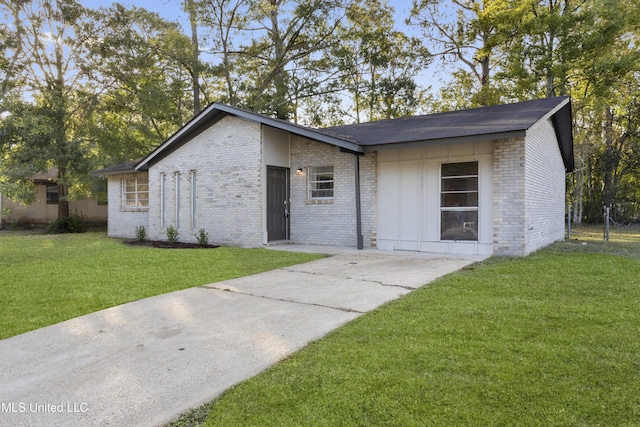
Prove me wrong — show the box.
[0,247,486,427]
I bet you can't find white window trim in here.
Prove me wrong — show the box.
[175,171,180,229]
[307,165,334,200]
[190,170,197,230]
[120,176,149,212]
[440,162,479,241]
[160,173,166,229]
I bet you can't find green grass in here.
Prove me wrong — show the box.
[170,225,640,427]
[0,231,323,339]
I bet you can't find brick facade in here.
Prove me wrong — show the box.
[289,136,376,248]
[107,172,149,238]
[493,119,566,256]
[147,116,263,246]
[105,109,567,256]
[524,119,566,253]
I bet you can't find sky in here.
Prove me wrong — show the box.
[81,0,420,30]
[78,0,444,93]
[77,0,446,100]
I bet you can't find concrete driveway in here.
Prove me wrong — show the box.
[0,248,486,427]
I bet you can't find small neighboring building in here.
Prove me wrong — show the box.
[94,97,574,257]
[0,168,107,228]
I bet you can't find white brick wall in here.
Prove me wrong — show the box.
[290,136,376,248]
[148,115,263,247]
[493,119,566,256]
[524,119,566,254]
[107,172,149,238]
[493,137,526,255]
[105,113,566,256]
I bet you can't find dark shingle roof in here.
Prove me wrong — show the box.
[319,97,569,146]
[93,97,574,175]
[91,160,140,176]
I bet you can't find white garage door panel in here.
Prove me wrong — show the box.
[377,148,493,256]
[400,160,420,243]
[377,162,400,242]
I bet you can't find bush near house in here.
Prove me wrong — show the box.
[45,213,87,234]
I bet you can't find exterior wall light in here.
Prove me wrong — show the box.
[296,168,304,176]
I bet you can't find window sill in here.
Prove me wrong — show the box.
[305,199,334,205]
[120,207,149,212]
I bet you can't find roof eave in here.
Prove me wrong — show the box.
[213,104,363,153]
[90,168,137,177]
[135,104,227,171]
[135,103,362,171]
[362,130,527,152]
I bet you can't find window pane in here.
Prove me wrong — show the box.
[125,193,137,207]
[122,177,149,210]
[309,166,334,199]
[125,179,137,192]
[442,177,478,192]
[46,185,59,203]
[441,162,478,177]
[441,211,478,241]
[311,189,333,198]
[314,166,333,174]
[441,192,478,207]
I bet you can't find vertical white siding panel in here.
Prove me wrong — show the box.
[377,159,401,250]
[399,160,420,250]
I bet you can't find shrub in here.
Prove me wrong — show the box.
[135,226,148,242]
[166,225,179,243]
[196,228,209,246]
[45,213,87,234]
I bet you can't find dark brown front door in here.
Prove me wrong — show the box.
[267,166,289,241]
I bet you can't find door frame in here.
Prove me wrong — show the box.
[266,165,290,242]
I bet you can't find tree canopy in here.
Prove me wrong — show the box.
[0,0,638,222]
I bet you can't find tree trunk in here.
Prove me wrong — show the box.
[572,167,583,224]
[270,0,288,119]
[603,106,614,210]
[188,0,201,115]
[57,166,69,218]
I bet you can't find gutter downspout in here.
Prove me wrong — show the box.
[354,154,363,250]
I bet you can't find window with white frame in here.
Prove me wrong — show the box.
[308,166,334,199]
[174,171,181,229]
[440,162,478,241]
[190,170,197,230]
[121,177,149,210]
[160,173,166,228]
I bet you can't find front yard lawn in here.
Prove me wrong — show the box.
[171,225,640,426]
[0,231,323,339]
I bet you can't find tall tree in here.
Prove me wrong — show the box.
[193,0,250,107]
[335,0,430,122]
[86,4,201,164]
[195,0,347,120]
[409,0,522,108]
[0,0,96,217]
[184,0,203,115]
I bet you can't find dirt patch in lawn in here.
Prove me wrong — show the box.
[123,240,219,249]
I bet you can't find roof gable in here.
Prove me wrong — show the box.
[135,103,362,170]
[94,97,573,175]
